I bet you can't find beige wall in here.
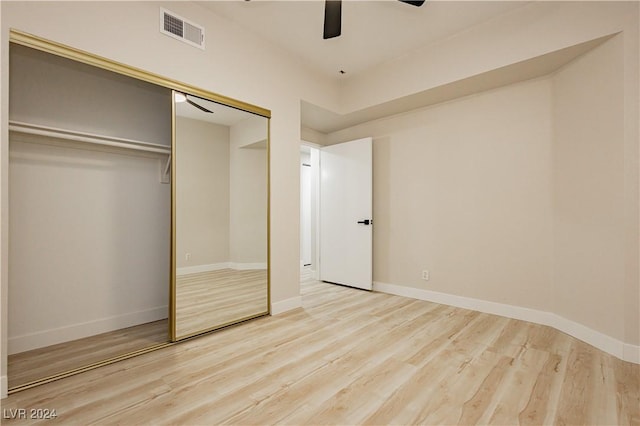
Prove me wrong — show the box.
[328,34,638,349]
[177,114,267,269]
[229,117,268,265]
[552,36,630,343]
[330,1,638,355]
[0,0,638,397]
[8,139,170,354]
[330,78,554,312]
[176,117,230,270]
[9,44,171,146]
[232,115,267,149]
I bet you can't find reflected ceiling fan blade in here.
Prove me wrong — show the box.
[186,98,213,113]
[398,0,426,6]
[323,0,342,40]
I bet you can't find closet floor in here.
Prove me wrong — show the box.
[8,319,168,389]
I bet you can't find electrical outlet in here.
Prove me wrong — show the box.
[421,270,429,281]
[185,253,191,261]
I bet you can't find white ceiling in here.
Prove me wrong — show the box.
[196,1,605,137]
[301,35,614,133]
[176,93,252,125]
[175,94,268,148]
[199,0,530,78]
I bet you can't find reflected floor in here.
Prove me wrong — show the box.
[175,269,268,338]
[8,319,168,389]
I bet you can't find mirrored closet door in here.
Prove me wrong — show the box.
[7,30,271,393]
[172,91,269,340]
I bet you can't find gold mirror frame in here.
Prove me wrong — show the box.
[171,91,271,341]
[6,29,271,393]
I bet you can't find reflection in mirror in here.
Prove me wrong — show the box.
[173,92,269,339]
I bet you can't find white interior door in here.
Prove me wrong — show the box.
[320,137,373,290]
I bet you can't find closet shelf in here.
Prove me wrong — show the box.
[9,121,171,155]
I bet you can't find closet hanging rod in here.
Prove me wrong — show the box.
[9,121,171,155]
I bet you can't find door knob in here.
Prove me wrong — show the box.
[357,219,372,225]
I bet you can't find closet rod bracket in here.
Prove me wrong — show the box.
[161,154,171,184]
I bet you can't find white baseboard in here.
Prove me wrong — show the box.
[228,262,268,271]
[373,281,639,364]
[1,375,7,399]
[623,343,640,364]
[177,262,229,276]
[177,262,267,276]
[271,296,302,315]
[8,305,168,355]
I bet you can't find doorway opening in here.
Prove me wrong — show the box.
[300,144,320,285]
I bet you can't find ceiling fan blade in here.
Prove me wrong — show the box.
[186,98,213,113]
[398,0,425,6]
[323,0,342,39]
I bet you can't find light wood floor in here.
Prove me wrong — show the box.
[7,320,168,390]
[3,278,638,425]
[175,269,268,338]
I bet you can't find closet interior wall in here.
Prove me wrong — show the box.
[8,44,171,356]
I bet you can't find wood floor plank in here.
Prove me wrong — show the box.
[288,358,417,426]
[7,320,168,389]
[175,269,268,338]
[613,357,640,425]
[2,273,638,425]
[458,354,514,425]
[518,351,563,425]
[363,349,470,424]
[554,340,597,425]
[484,347,550,425]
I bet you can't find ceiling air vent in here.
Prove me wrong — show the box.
[160,8,205,50]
